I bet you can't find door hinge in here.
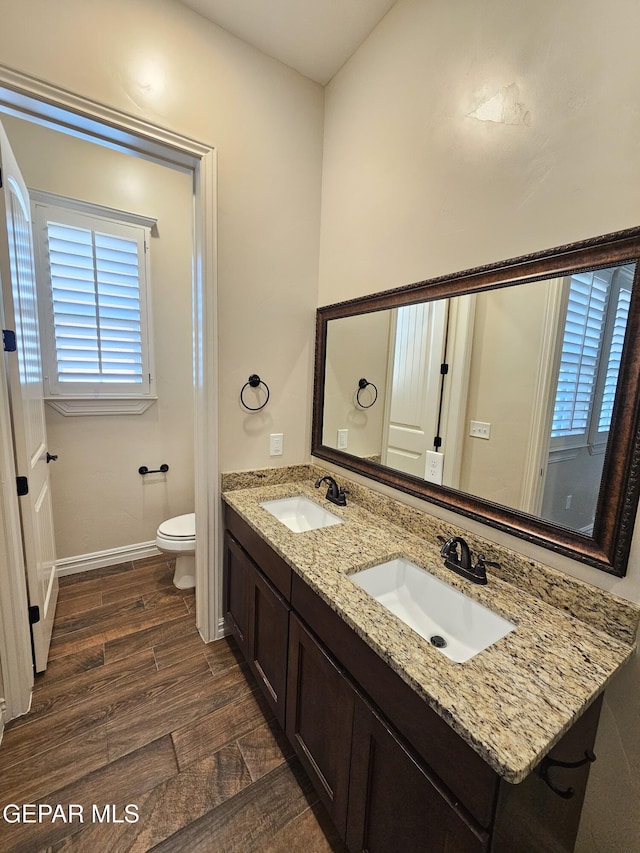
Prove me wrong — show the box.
[440,362,449,375]
[16,476,29,496]
[433,436,442,448]
[28,605,40,625]
[2,329,16,352]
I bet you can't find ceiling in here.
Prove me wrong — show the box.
[177,0,399,84]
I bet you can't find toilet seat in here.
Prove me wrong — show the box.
[158,513,195,540]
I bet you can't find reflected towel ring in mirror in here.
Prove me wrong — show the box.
[356,378,378,409]
[241,374,270,411]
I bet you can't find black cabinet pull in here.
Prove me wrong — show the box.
[539,749,596,799]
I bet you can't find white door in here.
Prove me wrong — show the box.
[0,121,58,673]
[382,301,448,477]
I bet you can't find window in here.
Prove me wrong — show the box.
[32,192,156,415]
[550,264,633,451]
[596,283,631,434]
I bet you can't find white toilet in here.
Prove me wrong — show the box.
[156,513,196,589]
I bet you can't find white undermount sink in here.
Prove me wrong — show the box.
[260,496,343,533]
[350,557,515,663]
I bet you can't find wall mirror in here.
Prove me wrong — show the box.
[312,228,640,576]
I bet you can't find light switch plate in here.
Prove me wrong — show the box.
[469,420,491,440]
[337,429,348,449]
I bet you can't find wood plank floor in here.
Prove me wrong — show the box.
[0,556,347,853]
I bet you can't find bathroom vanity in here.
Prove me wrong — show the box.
[222,470,639,853]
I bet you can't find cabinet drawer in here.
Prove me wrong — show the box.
[225,505,292,600]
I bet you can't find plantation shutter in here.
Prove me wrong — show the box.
[48,221,144,385]
[597,287,629,433]
[551,264,633,451]
[551,270,609,440]
[32,197,153,402]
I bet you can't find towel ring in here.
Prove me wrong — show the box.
[356,378,378,409]
[241,374,270,411]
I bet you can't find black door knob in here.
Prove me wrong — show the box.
[46,453,58,463]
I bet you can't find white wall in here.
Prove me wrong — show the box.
[323,312,390,458]
[0,0,324,477]
[320,0,640,303]
[318,0,640,849]
[459,282,548,509]
[1,116,194,558]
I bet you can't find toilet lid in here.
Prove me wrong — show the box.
[158,513,195,538]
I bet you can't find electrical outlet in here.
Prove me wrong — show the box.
[269,433,283,456]
[426,450,444,484]
[337,429,348,449]
[565,494,572,510]
[469,420,491,440]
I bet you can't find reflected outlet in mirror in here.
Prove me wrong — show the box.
[260,496,343,532]
[350,557,515,663]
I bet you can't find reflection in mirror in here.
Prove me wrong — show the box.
[543,264,633,531]
[314,229,640,575]
[322,265,634,537]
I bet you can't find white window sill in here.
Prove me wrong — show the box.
[45,397,158,416]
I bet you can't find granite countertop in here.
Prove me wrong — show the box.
[222,471,639,784]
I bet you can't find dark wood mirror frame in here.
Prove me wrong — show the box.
[312,227,640,577]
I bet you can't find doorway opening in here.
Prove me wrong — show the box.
[0,65,219,722]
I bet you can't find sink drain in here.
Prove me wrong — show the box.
[430,635,447,649]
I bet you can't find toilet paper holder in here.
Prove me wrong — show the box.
[139,464,169,475]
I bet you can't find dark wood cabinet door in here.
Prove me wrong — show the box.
[347,698,489,853]
[286,613,355,839]
[246,566,290,728]
[223,531,250,656]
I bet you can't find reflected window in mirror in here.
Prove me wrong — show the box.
[543,264,633,533]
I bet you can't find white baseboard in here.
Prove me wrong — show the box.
[56,541,161,577]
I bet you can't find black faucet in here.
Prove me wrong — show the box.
[315,476,347,507]
[439,536,499,585]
